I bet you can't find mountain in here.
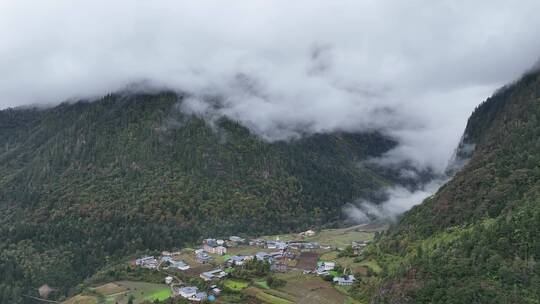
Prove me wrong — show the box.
[363,69,540,303]
[0,91,399,302]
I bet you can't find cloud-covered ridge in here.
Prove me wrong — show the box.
[1,0,540,176]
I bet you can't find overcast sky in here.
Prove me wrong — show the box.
[1,0,540,173]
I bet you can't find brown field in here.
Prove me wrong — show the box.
[272,271,350,304]
[92,282,127,295]
[295,252,319,270]
[63,295,98,304]
[226,245,265,256]
[183,263,213,276]
[172,251,198,265]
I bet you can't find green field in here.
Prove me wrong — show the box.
[262,224,385,248]
[64,281,171,304]
[106,281,171,304]
[222,254,232,261]
[255,280,270,289]
[357,260,381,274]
[256,291,294,304]
[224,279,250,291]
[143,288,171,302]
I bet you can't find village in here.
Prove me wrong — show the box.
[133,228,373,303]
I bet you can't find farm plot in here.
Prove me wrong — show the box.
[224,279,250,291]
[295,252,319,270]
[273,271,353,304]
[93,281,171,304]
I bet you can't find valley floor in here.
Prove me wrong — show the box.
[62,224,387,304]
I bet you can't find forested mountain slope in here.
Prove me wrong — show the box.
[366,69,540,303]
[0,92,397,302]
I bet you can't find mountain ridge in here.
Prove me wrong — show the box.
[0,91,405,302]
[362,68,540,303]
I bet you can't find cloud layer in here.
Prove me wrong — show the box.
[343,179,446,224]
[1,0,540,175]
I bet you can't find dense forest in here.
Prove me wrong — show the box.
[362,69,540,303]
[0,92,399,302]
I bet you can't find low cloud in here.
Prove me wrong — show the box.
[343,180,445,224]
[1,1,539,211]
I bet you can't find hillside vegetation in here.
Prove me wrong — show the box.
[363,69,540,303]
[0,92,397,302]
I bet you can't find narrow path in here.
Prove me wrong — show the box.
[22,295,61,303]
[156,258,184,297]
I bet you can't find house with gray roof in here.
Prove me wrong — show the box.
[333,275,356,286]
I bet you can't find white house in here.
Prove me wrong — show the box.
[230,236,245,243]
[333,275,356,286]
[179,286,198,298]
[135,256,155,265]
[200,269,228,281]
[316,261,336,275]
[170,260,190,270]
[203,239,227,255]
[255,252,272,262]
[161,256,173,263]
[249,239,266,246]
[191,292,207,302]
[196,251,213,263]
[227,255,253,266]
[266,241,287,250]
[165,276,173,285]
[321,262,335,271]
[300,230,316,237]
[135,256,158,269]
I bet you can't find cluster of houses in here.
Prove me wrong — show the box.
[245,238,322,252]
[225,250,292,267]
[313,261,357,286]
[173,282,222,302]
[195,249,214,264]
[202,239,227,255]
[164,272,222,302]
[135,251,194,271]
[133,231,364,302]
[135,256,158,269]
[176,286,212,302]
[201,236,248,255]
[200,269,228,281]
[164,271,223,302]
[161,252,191,271]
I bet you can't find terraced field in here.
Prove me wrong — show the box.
[224,279,250,291]
[262,224,384,248]
[63,281,171,304]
